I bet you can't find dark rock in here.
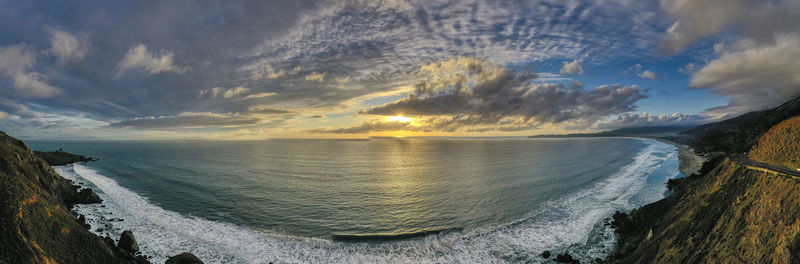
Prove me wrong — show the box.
[165,252,204,264]
[555,252,580,264]
[67,188,103,206]
[541,250,551,258]
[118,230,139,253]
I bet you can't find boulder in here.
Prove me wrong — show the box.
[118,230,139,253]
[541,250,551,259]
[555,252,580,264]
[165,252,204,264]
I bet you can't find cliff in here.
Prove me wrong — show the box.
[0,131,147,263]
[749,116,800,171]
[612,114,800,263]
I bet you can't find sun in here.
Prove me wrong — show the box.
[385,115,413,123]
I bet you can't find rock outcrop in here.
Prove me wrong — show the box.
[165,252,204,264]
[119,230,140,254]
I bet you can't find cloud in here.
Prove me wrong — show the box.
[559,59,583,75]
[312,57,648,134]
[0,111,8,119]
[599,112,705,129]
[244,92,277,99]
[658,0,800,115]
[46,28,90,64]
[108,112,261,128]
[689,35,800,116]
[247,105,292,114]
[250,64,284,80]
[659,0,800,53]
[0,44,60,98]
[305,72,325,82]
[628,64,656,80]
[198,87,251,99]
[678,63,697,74]
[638,70,656,80]
[116,44,187,77]
[363,58,646,123]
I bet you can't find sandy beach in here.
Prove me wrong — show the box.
[652,138,705,176]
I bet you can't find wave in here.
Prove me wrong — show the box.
[55,138,677,263]
[332,227,464,242]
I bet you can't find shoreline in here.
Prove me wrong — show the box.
[648,138,705,177]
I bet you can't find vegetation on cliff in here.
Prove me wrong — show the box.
[614,157,800,263]
[612,109,800,263]
[0,131,147,263]
[749,116,800,171]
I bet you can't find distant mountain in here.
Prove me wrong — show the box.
[680,96,800,153]
[529,126,690,138]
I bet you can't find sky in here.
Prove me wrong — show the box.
[0,0,799,140]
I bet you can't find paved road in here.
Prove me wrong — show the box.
[731,154,800,178]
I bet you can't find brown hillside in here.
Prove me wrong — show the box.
[749,116,800,170]
[0,132,141,264]
[619,158,800,263]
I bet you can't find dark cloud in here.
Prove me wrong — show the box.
[660,0,800,116]
[598,112,706,129]
[108,112,262,128]
[362,58,647,123]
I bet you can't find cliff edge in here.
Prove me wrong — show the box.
[612,115,800,263]
[0,131,146,263]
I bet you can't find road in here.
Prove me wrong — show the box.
[731,154,800,178]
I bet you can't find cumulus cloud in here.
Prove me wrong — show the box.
[198,87,251,99]
[310,115,547,134]
[690,35,800,116]
[0,44,60,98]
[311,57,648,133]
[305,72,325,82]
[116,44,187,77]
[659,0,800,115]
[108,112,261,128]
[559,59,583,75]
[46,28,90,64]
[250,64,284,80]
[628,64,656,80]
[599,112,705,129]
[363,58,646,123]
[638,70,656,80]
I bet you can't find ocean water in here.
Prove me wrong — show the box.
[28,137,680,263]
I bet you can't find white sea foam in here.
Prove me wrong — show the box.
[55,139,677,264]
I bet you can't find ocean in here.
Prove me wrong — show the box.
[28,137,680,263]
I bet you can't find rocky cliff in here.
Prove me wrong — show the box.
[0,131,147,263]
[612,115,800,263]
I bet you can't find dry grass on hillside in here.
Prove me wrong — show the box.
[749,116,800,170]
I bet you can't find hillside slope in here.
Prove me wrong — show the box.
[614,114,800,263]
[618,158,800,263]
[749,116,800,171]
[0,131,143,264]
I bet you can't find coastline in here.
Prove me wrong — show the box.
[649,138,705,177]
